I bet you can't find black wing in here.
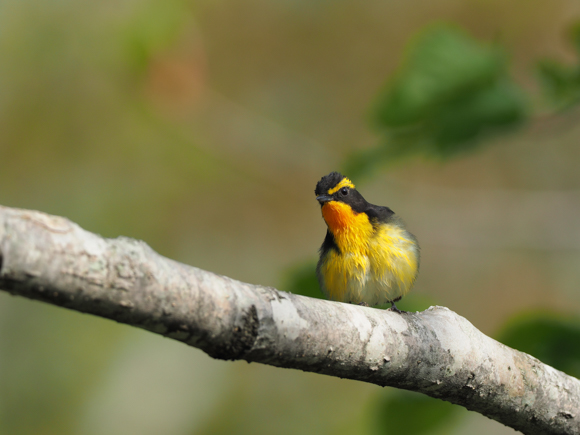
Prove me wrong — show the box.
[364,204,395,225]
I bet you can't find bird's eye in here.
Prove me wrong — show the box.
[340,187,349,196]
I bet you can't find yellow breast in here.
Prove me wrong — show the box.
[321,201,373,254]
[318,202,419,305]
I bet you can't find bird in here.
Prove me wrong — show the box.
[315,172,419,312]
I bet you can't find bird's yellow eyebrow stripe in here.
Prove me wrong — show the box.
[327,178,355,194]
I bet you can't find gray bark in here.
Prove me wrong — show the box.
[0,204,578,435]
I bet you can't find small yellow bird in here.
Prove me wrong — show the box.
[315,172,420,312]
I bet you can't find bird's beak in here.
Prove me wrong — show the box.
[316,194,333,204]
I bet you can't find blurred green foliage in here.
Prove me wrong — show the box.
[2,1,580,433]
[497,311,580,379]
[371,390,461,435]
[346,25,527,178]
[538,23,580,109]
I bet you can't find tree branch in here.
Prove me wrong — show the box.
[0,204,578,435]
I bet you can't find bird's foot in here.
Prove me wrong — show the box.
[357,301,370,307]
[387,302,406,314]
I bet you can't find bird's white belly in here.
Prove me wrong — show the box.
[319,253,408,306]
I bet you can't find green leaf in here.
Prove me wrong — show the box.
[374,26,504,128]
[371,390,461,435]
[537,60,580,109]
[349,25,527,176]
[496,311,580,379]
[536,21,580,109]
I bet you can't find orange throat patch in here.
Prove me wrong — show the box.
[321,201,373,252]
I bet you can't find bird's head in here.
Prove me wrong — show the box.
[315,172,369,233]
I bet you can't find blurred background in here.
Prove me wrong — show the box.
[2,0,580,434]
